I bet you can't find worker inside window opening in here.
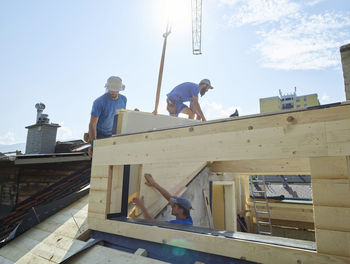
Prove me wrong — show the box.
[132,173,193,226]
[166,79,213,121]
[88,76,127,156]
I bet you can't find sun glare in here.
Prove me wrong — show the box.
[154,0,191,33]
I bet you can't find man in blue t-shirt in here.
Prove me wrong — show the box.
[88,76,127,155]
[166,79,213,121]
[133,174,193,226]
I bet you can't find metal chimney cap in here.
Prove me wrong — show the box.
[35,103,45,111]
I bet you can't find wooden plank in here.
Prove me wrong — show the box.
[136,162,207,218]
[246,203,314,223]
[312,179,350,207]
[326,120,350,157]
[97,103,350,148]
[310,156,349,179]
[224,183,237,232]
[316,229,350,257]
[90,165,109,179]
[202,189,214,228]
[210,158,310,174]
[212,185,225,230]
[88,189,108,215]
[109,165,124,214]
[14,155,91,165]
[87,216,350,264]
[93,121,339,166]
[116,109,125,135]
[314,206,350,231]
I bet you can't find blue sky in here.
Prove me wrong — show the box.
[0,0,349,150]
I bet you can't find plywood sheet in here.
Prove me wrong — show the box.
[138,161,207,218]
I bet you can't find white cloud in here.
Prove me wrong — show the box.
[219,0,350,70]
[56,122,74,141]
[0,131,19,145]
[320,93,330,103]
[223,0,300,26]
[201,100,241,120]
[306,0,324,7]
[256,12,350,70]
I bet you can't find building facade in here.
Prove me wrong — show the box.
[260,89,320,113]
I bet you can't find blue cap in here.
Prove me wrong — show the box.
[170,197,192,210]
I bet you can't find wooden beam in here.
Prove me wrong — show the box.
[316,229,350,257]
[210,158,310,174]
[310,156,350,257]
[224,182,237,232]
[93,104,350,166]
[93,118,350,166]
[312,179,350,207]
[87,217,350,264]
[314,206,350,231]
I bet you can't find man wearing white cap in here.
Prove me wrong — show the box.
[166,79,213,121]
[88,76,127,153]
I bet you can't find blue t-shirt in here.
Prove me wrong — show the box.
[91,93,127,135]
[169,216,193,226]
[167,82,199,103]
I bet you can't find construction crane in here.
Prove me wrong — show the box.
[191,0,202,55]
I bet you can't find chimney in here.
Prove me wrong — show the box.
[25,103,60,154]
[340,43,350,101]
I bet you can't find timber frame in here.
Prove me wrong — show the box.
[88,102,350,264]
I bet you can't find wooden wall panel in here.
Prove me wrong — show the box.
[210,158,310,174]
[212,185,225,229]
[137,162,207,218]
[312,179,350,207]
[310,156,350,257]
[316,229,350,257]
[314,206,350,231]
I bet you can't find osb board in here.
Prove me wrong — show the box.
[137,162,207,218]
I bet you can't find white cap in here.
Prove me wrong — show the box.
[105,76,125,91]
[199,79,213,89]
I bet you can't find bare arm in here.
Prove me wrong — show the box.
[88,115,99,141]
[144,173,175,201]
[191,95,206,121]
[88,115,98,156]
[132,197,154,220]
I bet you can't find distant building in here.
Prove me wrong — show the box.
[260,88,320,113]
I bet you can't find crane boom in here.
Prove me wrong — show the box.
[191,0,202,55]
